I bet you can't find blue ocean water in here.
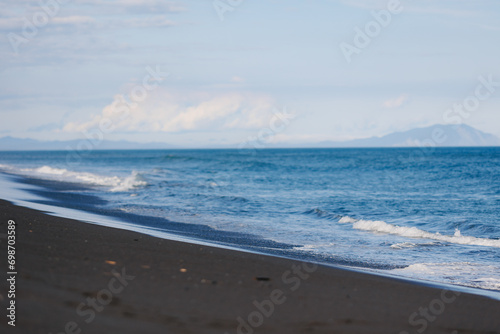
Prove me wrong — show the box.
[1,148,499,292]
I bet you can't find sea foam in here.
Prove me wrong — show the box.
[0,164,147,192]
[391,262,500,291]
[339,216,500,248]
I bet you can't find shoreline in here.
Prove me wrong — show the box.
[2,171,500,300]
[1,199,499,333]
[0,171,406,270]
[0,171,303,254]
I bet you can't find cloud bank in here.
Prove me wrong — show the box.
[63,89,277,133]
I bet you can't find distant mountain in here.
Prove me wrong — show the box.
[0,136,175,151]
[0,124,498,151]
[317,124,500,148]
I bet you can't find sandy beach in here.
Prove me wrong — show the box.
[0,199,499,334]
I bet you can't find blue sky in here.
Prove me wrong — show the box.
[1,0,499,147]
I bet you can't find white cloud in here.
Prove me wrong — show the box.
[62,89,276,134]
[0,0,182,32]
[0,15,94,32]
[340,0,391,10]
[341,0,481,18]
[77,0,186,14]
[406,6,478,18]
[0,17,22,30]
[231,76,245,83]
[382,94,408,108]
[52,16,96,25]
[118,16,175,28]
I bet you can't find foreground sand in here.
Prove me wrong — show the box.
[0,199,499,334]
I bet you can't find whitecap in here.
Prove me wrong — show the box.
[1,163,147,192]
[339,216,500,248]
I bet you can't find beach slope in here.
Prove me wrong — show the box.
[0,200,498,334]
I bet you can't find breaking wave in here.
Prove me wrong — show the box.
[339,216,500,248]
[0,164,147,192]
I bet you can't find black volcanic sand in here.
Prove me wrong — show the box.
[0,199,499,334]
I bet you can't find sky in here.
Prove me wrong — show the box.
[1,0,500,147]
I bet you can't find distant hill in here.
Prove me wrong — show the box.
[0,136,175,151]
[0,124,498,150]
[317,124,500,148]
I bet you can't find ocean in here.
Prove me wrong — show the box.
[1,147,499,295]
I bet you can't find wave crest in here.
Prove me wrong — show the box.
[339,216,500,248]
[1,164,147,192]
